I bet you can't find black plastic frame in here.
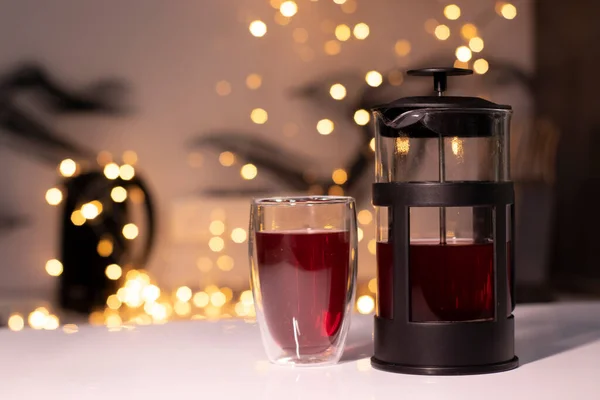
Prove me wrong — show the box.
[371,181,518,375]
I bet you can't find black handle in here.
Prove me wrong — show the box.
[407,67,473,95]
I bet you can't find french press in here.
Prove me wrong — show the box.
[371,67,518,375]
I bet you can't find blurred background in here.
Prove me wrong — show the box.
[0,0,597,332]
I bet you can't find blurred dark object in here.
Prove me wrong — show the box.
[535,2,600,298]
[0,215,27,237]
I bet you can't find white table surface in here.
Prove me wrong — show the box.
[1,302,599,400]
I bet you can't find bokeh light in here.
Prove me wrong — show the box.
[365,70,383,87]
[231,228,248,243]
[335,24,351,41]
[45,259,63,277]
[45,188,63,206]
[122,223,139,240]
[353,23,370,40]
[444,4,461,20]
[241,164,258,180]
[111,186,127,203]
[353,109,370,125]
[461,23,478,39]
[59,159,77,177]
[105,264,122,280]
[324,40,341,55]
[329,83,347,100]
[473,58,490,74]
[104,163,120,180]
[332,169,348,185]
[279,1,298,17]
[217,255,235,271]
[469,37,484,52]
[394,39,411,56]
[357,295,375,314]
[317,119,334,135]
[434,24,450,40]
[250,108,268,124]
[216,80,232,96]
[357,210,373,225]
[176,286,193,302]
[249,20,267,37]
[455,46,473,62]
[209,236,225,252]
[209,220,225,236]
[8,314,24,331]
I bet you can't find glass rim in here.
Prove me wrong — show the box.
[252,195,354,206]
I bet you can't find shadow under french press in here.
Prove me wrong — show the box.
[515,302,600,365]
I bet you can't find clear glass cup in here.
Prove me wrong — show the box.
[249,196,357,366]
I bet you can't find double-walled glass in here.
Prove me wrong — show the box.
[249,196,357,366]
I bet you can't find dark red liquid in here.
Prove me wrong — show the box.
[377,240,496,322]
[255,230,350,354]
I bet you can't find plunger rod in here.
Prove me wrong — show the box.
[437,88,447,245]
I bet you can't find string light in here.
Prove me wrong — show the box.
[461,23,478,39]
[107,294,121,310]
[105,264,122,280]
[365,71,383,87]
[329,83,347,100]
[357,210,373,225]
[231,228,247,243]
[71,210,86,226]
[217,151,235,167]
[59,159,77,177]
[209,236,225,252]
[8,314,24,331]
[368,239,377,255]
[316,119,334,135]
[424,18,439,34]
[434,24,450,40]
[357,295,375,314]
[122,150,138,165]
[353,23,370,40]
[444,4,461,20]
[498,2,517,19]
[250,108,268,124]
[28,309,48,330]
[270,0,283,8]
[394,40,411,56]
[369,138,375,152]
[240,164,258,180]
[332,169,348,185]
[217,255,235,271]
[45,259,63,277]
[469,37,484,52]
[454,60,469,69]
[81,202,101,219]
[279,1,298,17]
[249,20,267,37]
[324,40,341,55]
[122,223,139,240]
[357,227,364,242]
[45,188,63,206]
[211,292,227,307]
[97,237,113,257]
[368,278,377,293]
[119,164,135,180]
[142,285,161,302]
[174,301,192,316]
[111,186,127,203]
[335,24,352,41]
[209,220,225,236]
[473,58,489,74]
[104,163,120,179]
[246,74,262,89]
[455,46,472,62]
[333,0,346,4]
[176,286,193,302]
[354,109,370,125]
[193,292,210,307]
[216,80,232,96]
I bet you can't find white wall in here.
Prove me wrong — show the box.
[0,0,534,297]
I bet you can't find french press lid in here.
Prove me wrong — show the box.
[373,67,512,138]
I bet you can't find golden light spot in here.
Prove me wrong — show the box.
[279,1,298,17]
[209,220,225,236]
[324,40,341,55]
[499,2,517,19]
[353,23,370,40]
[216,80,232,96]
[473,58,489,75]
[241,163,258,180]
[59,159,77,177]
[455,46,472,62]
[444,4,461,20]
[8,314,24,331]
[365,70,383,87]
[317,119,334,135]
[434,24,451,40]
[451,137,464,157]
[28,310,48,330]
[111,186,127,203]
[424,18,439,34]
[119,164,135,180]
[217,255,235,271]
[218,151,235,167]
[396,137,410,154]
[63,324,79,334]
[209,236,225,252]
[341,0,357,13]
[105,264,122,280]
[394,39,411,56]
[174,301,191,316]
[122,223,139,240]
[368,239,377,255]
[328,185,344,196]
[80,203,99,219]
[176,286,193,302]
[333,0,346,4]
[122,150,138,166]
[249,20,267,37]
[231,227,247,243]
[70,210,85,226]
[103,162,120,180]
[368,278,377,293]
[45,188,63,206]
[369,138,376,152]
[126,269,140,281]
[335,24,352,41]
[454,60,469,69]
[196,257,213,272]
[461,23,478,39]
[354,109,370,126]
[221,287,233,302]
[332,169,348,185]
[44,315,59,330]
[357,210,373,225]
[142,285,161,302]
[210,292,227,307]
[469,37,484,52]
[105,314,122,328]
[357,295,375,314]
[96,151,112,166]
[193,292,210,308]
[274,13,291,26]
[241,290,254,306]
[106,294,121,310]
[250,108,268,124]
[357,227,364,242]
[270,0,283,8]
[97,237,113,257]
[329,83,347,100]
[45,259,63,276]
[246,74,262,90]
